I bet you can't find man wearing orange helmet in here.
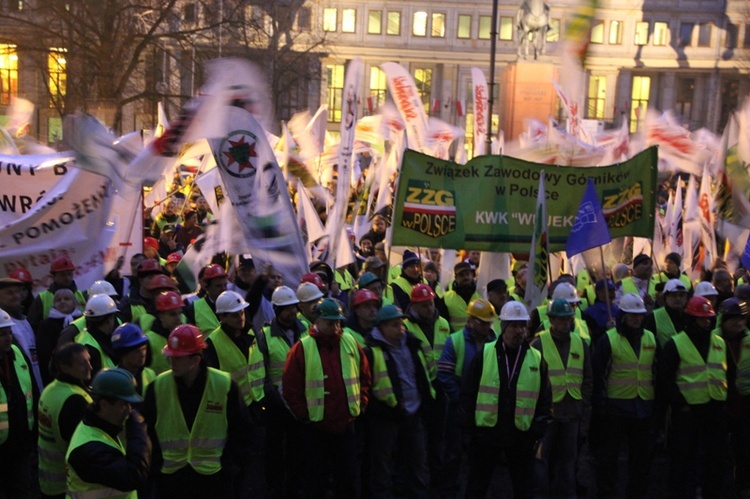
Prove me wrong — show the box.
[184,264,228,334]
[142,324,251,498]
[28,256,87,330]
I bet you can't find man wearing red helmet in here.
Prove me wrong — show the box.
[142,236,162,263]
[344,288,380,347]
[659,296,729,498]
[184,264,228,334]
[28,256,87,330]
[136,290,185,375]
[142,324,252,498]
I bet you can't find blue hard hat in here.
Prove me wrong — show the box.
[111,323,149,350]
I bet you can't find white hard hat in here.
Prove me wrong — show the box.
[215,290,249,314]
[0,308,15,328]
[664,279,687,294]
[551,282,580,304]
[272,285,299,307]
[694,281,718,297]
[84,294,118,317]
[619,293,647,314]
[500,301,530,322]
[297,282,324,303]
[89,280,118,297]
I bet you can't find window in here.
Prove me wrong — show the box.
[745,24,750,48]
[500,17,514,40]
[675,78,694,119]
[726,23,738,49]
[653,22,668,46]
[630,76,650,132]
[697,23,711,46]
[413,68,432,113]
[387,11,400,35]
[634,21,649,45]
[326,64,345,122]
[0,44,18,106]
[370,67,388,111]
[323,8,337,32]
[679,22,694,47]
[48,48,67,108]
[478,15,492,39]
[297,8,311,30]
[609,20,623,44]
[590,20,604,44]
[432,13,446,37]
[368,10,382,34]
[342,8,356,33]
[587,76,606,119]
[457,15,471,39]
[413,11,427,36]
[184,3,196,23]
[547,19,560,42]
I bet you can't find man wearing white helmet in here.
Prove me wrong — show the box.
[591,293,656,498]
[296,281,324,333]
[694,280,719,309]
[643,278,689,347]
[75,294,120,374]
[0,277,42,390]
[461,301,552,498]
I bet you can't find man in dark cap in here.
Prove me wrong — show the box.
[443,262,481,332]
[617,254,656,311]
[582,279,619,345]
[391,250,424,311]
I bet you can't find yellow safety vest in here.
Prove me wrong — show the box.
[475,341,542,430]
[300,333,361,422]
[0,345,34,445]
[734,334,750,396]
[130,304,147,324]
[343,327,367,348]
[194,298,220,335]
[39,289,86,320]
[540,316,590,344]
[620,277,656,299]
[539,331,584,403]
[262,326,292,387]
[65,422,135,498]
[370,344,435,407]
[297,313,312,337]
[673,332,727,404]
[605,328,656,400]
[335,269,355,292]
[404,316,451,380]
[154,368,230,475]
[654,307,679,347]
[208,327,266,405]
[74,330,115,370]
[444,290,481,332]
[38,380,92,495]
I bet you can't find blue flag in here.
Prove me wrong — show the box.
[566,177,612,257]
[741,233,750,271]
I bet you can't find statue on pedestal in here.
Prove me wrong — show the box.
[516,0,550,60]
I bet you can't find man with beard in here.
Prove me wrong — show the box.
[617,254,656,312]
[444,262,482,332]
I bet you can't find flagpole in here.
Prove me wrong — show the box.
[599,246,613,324]
[485,0,500,154]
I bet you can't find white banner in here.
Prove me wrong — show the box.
[470,67,488,157]
[380,62,429,154]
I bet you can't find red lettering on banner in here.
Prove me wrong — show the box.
[475,85,486,134]
[393,77,418,120]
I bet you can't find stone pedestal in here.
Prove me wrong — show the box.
[499,61,558,141]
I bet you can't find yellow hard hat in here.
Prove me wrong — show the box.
[466,298,498,323]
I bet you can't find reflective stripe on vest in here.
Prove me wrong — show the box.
[620,277,656,299]
[38,380,92,495]
[71,316,86,334]
[300,333,361,422]
[445,290,481,332]
[404,317,451,381]
[451,330,467,377]
[74,330,115,369]
[0,345,34,444]
[673,332,727,404]
[154,368,230,475]
[40,289,86,320]
[65,422,135,498]
[208,328,266,405]
[539,331,584,402]
[605,328,655,400]
[194,298,219,335]
[654,307,678,347]
[263,326,291,387]
[475,341,541,431]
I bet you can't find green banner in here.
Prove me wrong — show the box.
[392,146,658,253]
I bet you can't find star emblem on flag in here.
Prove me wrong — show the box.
[218,131,259,178]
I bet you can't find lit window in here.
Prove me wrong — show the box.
[630,76,650,132]
[413,11,427,37]
[500,17,514,40]
[547,19,560,42]
[387,11,400,35]
[587,76,606,119]
[679,23,694,47]
[457,15,471,39]
[653,22,668,46]
[370,67,388,111]
[0,44,18,107]
[698,23,711,46]
[323,8,337,32]
[478,15,492,39]
[327,64,345,123]
[634,22,649,45]
[590,20,604,44]
[342,9,356,33]
[413,68,432,113]
[609,21,623,44]
[48,47,67,108]
[432,13,446,37]
[368,10,382,34]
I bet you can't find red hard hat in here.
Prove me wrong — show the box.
[155,291,183,312]
[137,258,163,277]
[411,283,436,303]
[9,268,33,284]
[50,256,75,273]
[163,324,207,357]
[166,253,182,264]
[351,288,379,307]
[301,272,324,289]
[146,274,177,292]
[685,296,716,318]
[203,264,227,281]
[143,237,159,250]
